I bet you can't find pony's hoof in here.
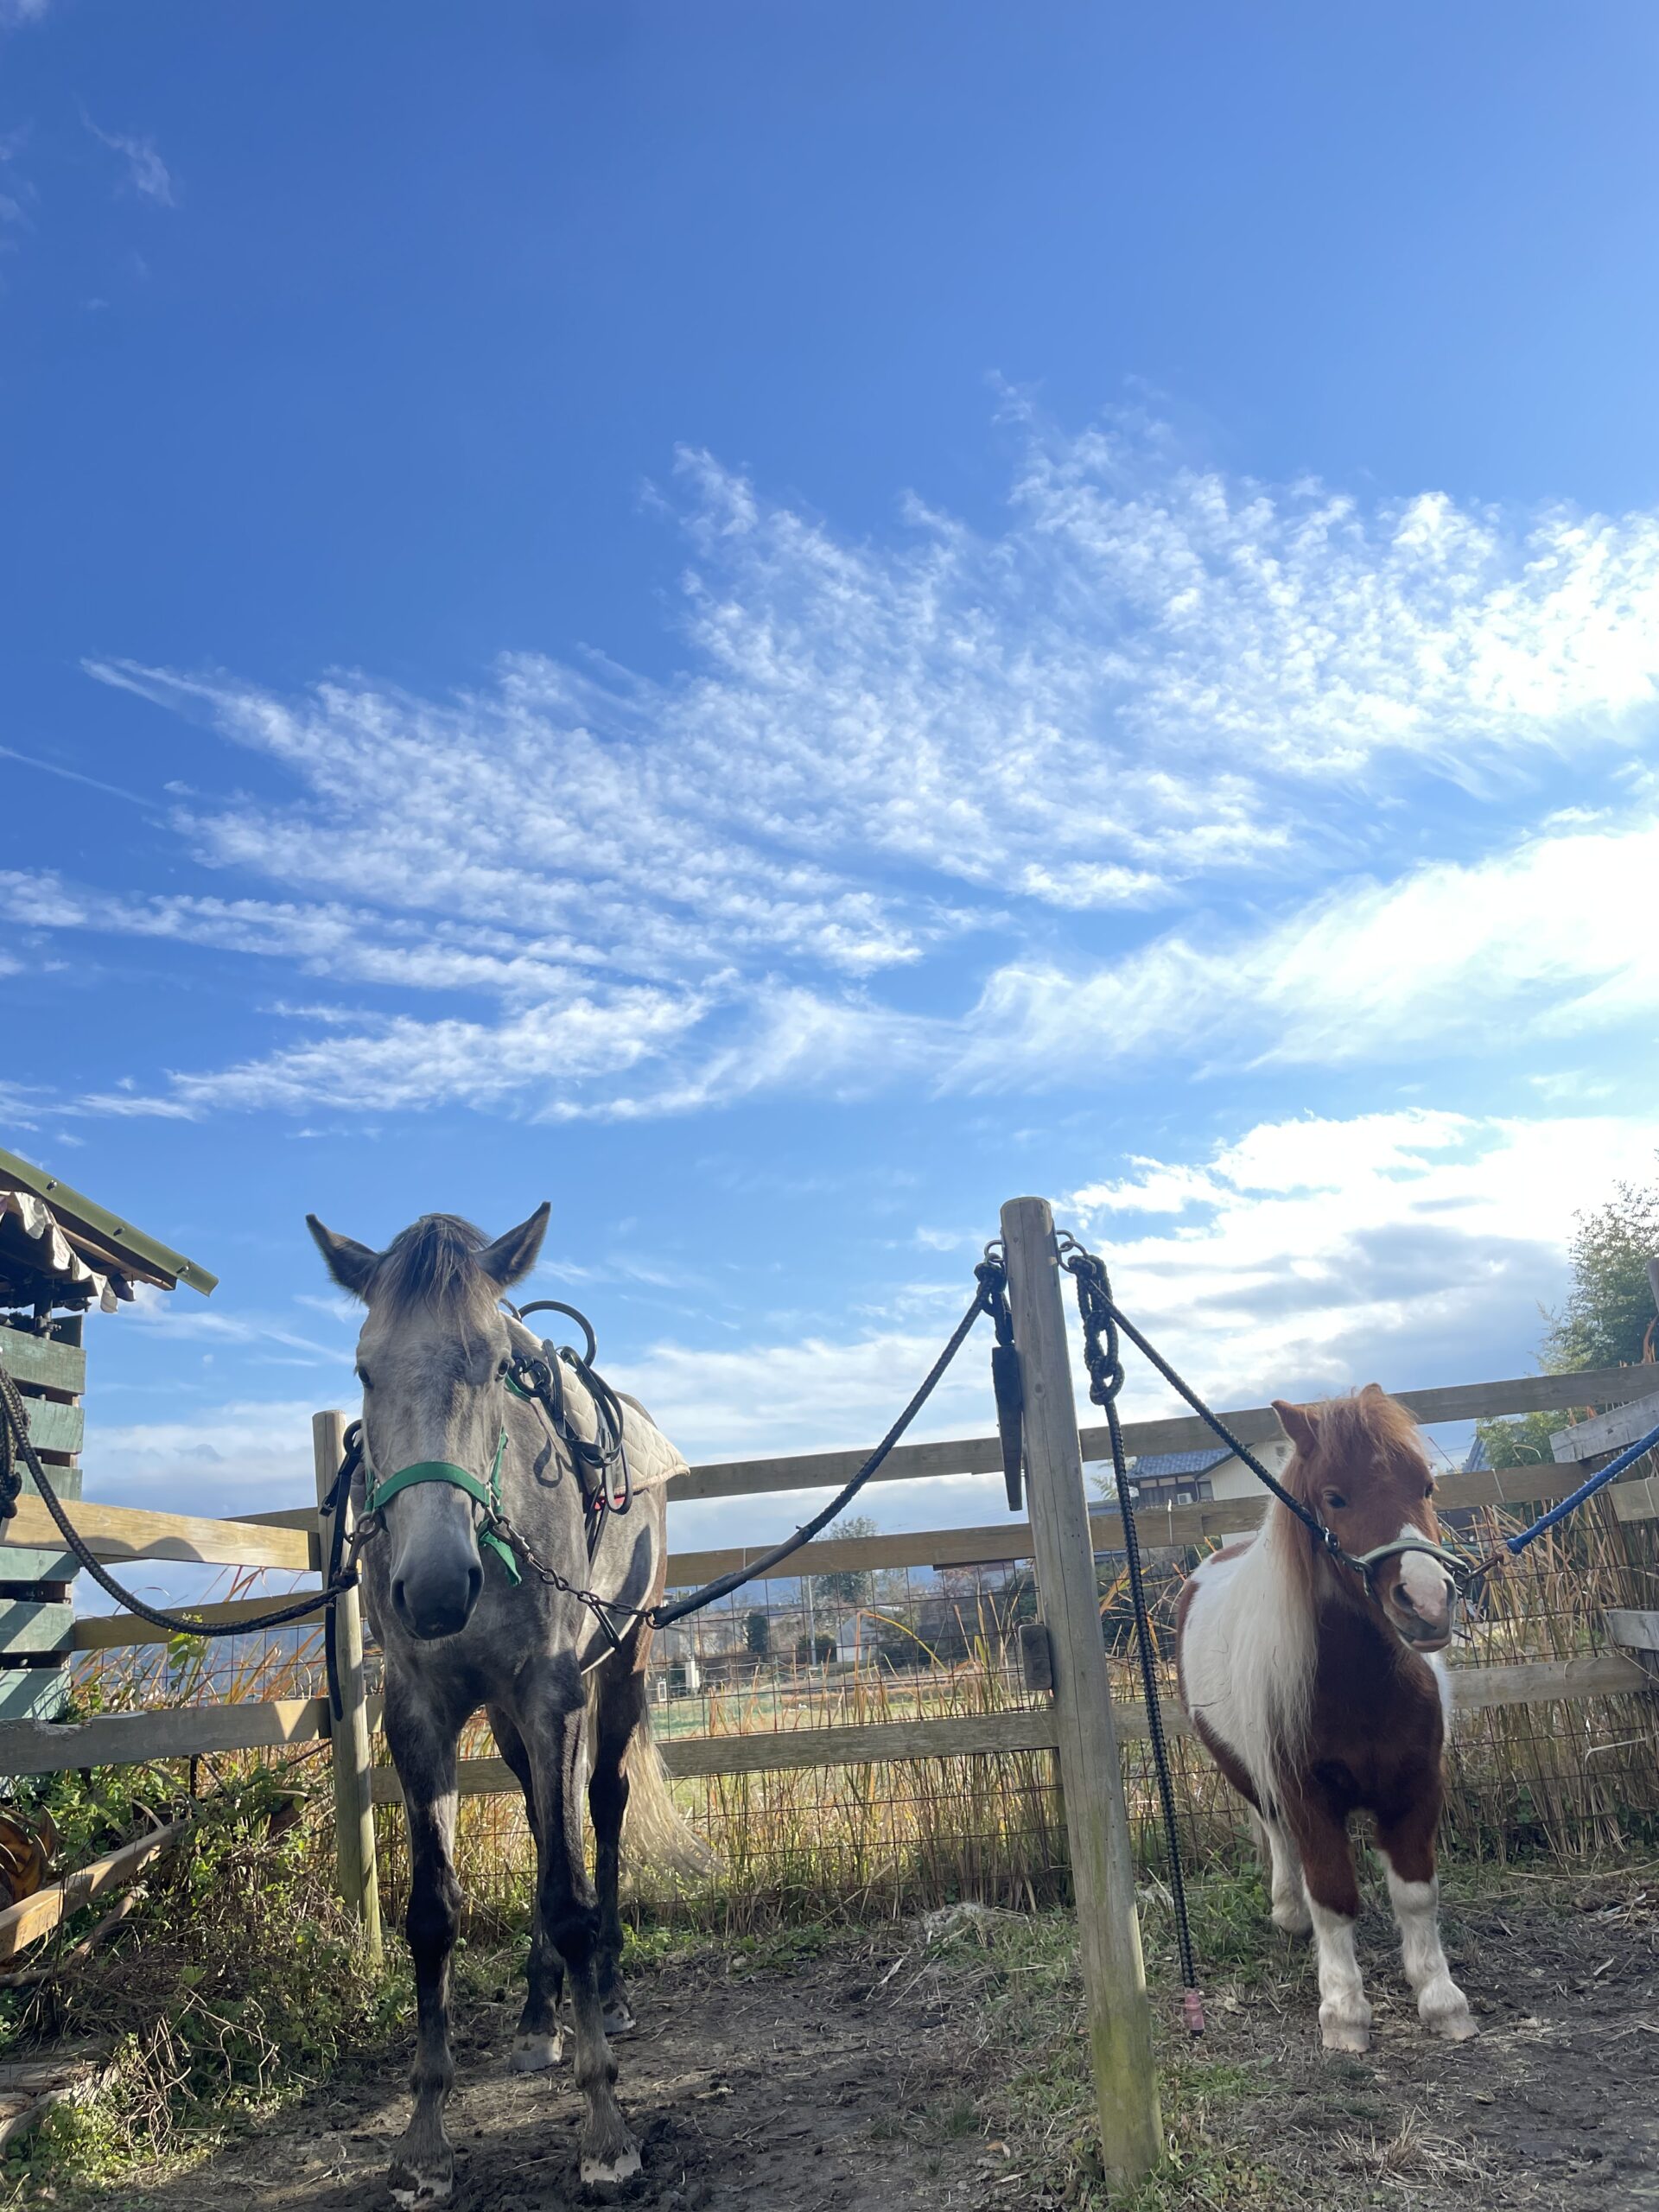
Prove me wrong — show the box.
[511,2030,564,2072]
[581,2144,642,2187]
[1427,2004,1478,2042]
[389,2163,454,2207]
[1319,1996,1372,2055]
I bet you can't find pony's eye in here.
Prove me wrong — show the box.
[1422,1481,1433,1500]
[1322,1490,1347,1512]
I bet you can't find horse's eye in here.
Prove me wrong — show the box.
[1422,1481,1433,1500]
[356,1365,372,1390]
[497,1357,511,1379]
[1322,1490,1347,1512]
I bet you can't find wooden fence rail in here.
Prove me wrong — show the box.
[0,1645,1645,1789]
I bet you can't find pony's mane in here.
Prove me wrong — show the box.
[1286,1386,1428,1507]
[371,1214,494,1315]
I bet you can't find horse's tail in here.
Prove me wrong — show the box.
[586,1674,715,1879]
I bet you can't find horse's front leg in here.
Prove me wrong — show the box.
[1294,1799,1371,2053]
[1379,1802,1477,2041]
[386,1691,464,2204]
[488,1702,565,2070]
[522,1669,639,2187]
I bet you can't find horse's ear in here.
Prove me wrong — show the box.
[306,1215,381,1301]
[478,1202,551,1290]
[1272,1398,1319,1458]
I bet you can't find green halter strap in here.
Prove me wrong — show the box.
[364,1425,522,1586]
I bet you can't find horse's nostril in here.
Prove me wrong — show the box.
[467,1563,482,1613]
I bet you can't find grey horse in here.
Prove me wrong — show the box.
[308,1204,704,2203]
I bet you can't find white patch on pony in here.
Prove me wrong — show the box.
[390,2182,453,2209]
[1307,1899,1371,2052]
[1181,1511,1317,1808]
[1427,1649,1452,1728]
[1384,1866,1478,2039]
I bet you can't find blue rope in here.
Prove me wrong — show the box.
[1503,1416,1659,1557]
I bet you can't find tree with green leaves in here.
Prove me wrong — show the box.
[1476,1170,1659,1467]
[810,1511,880,1609]
[743,1609,770,1658]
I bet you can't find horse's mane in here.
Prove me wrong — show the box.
[371,1214,493,1315]
[1283,1385,1428,1506]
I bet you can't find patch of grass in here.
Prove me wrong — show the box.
[0,1770,407,2205]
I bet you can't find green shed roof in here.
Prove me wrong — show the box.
[0,1146,218,1305]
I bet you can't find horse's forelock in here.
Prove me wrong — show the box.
[1294,1388,1427,1494]
[370,1214,494,1315]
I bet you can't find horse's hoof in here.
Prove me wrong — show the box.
[1319,2021,1370,2055]
[389,2164,454,2207]
[511,2030,564,2072]
[581,2145,642,2187]
[601,2004,638,2039]
[1428,2006,1478,2042]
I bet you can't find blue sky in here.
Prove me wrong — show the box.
[3,3,1659,1581]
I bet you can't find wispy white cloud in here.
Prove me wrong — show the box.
[10,416,1657,1121]
[81,113,176,206]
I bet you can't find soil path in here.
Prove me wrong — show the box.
[47,1873,1659,2212]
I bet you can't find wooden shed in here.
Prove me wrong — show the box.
[0,1147,216,1721]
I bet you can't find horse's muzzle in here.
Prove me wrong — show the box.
[391,1556,484,1641]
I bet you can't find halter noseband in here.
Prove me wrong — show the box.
[362,1421,522,1586]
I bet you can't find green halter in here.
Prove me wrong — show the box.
[364,1424,522,1586]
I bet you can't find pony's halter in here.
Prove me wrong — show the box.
[362,1420,523,1586]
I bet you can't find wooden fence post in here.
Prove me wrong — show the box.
[313,1410,382,1962]
[1001,1196,1162,2185]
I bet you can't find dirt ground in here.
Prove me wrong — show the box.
[29,1866,1659,2212]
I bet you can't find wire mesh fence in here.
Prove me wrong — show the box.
[65,1452,1659,1934]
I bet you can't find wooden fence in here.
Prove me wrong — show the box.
[3,1208,1658,2177]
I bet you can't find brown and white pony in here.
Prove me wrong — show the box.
[1176,1383,1477,2052]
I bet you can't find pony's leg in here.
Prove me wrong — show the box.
[1249,1805,1312,1936]
[588,1649,647,2037]
[1294,1803,1370,2053]
[385,1692,463,2205]
[522,1674,639,2186]
[488,1702,564,2071]
[1378,1805,1477,2042]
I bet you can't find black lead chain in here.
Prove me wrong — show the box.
[1058,1239,1205,2035]
[978,1243,1025,1512]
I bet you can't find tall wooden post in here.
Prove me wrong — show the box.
[1001,1197,1162,2183]
[313,1409,382,1962]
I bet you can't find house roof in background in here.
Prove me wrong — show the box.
[1128,1446,1232,1479]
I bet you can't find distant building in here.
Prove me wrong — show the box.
[1089,1435,1294,1516]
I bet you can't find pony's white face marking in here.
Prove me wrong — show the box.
[1386,1522,1457,1651]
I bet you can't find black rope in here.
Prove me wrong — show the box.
[1059,1241,1205,2036]
[1090,1286,1363,1568]
[0,1357,363,1644]
[647,1262,1008,1632]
